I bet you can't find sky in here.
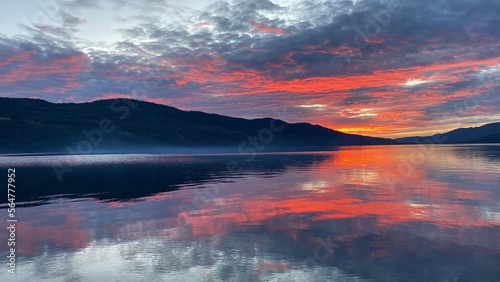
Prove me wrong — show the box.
[0,0,499,138]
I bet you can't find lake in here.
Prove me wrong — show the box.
[1,145,500,281]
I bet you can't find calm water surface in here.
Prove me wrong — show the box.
[1,145,500,281]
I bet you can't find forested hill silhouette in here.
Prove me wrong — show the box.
[0,97,396,154]
[396,122,500,144]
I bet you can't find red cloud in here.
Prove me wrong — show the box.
[0,50,90,94]
[150,48,500,137]
[251,23,285,35]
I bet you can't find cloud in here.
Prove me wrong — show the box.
[251,23,285,35]
[0,36,90,96]
[59,0,100,10]
[1,0,500,137]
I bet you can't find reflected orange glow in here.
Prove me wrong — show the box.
[175,147,499,242]
[257,261,290,274]
[4,147,499,257]
[16,212,91,256]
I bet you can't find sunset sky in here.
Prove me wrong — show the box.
[1,0,499,138]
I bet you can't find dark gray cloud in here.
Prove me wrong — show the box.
[113,0,500,81]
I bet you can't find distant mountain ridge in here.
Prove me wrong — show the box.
[0,97,395,154]
[396,122,500,144]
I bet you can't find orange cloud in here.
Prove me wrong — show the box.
[251,23,285,35]
[155,51,500,137]
[0,50,90,94]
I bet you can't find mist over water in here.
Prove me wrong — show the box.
[1,145,499,281]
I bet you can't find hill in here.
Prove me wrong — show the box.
[395,122,500,144]
[0,97,395,154]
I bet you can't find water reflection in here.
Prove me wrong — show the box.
[1,145,499,281]
[0,153,329,205]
